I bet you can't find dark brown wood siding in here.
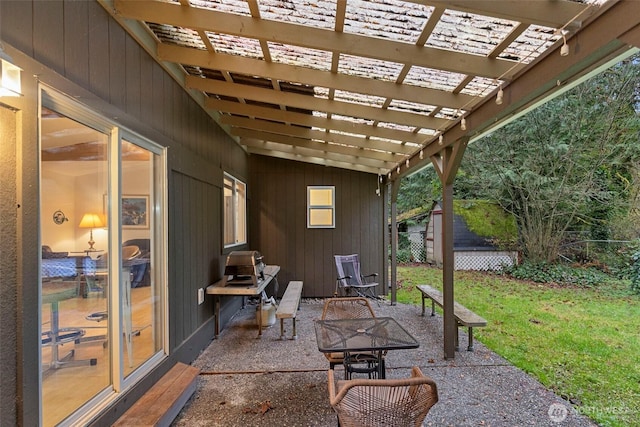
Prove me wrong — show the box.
[249,155,384,298]
[0,1,248,424]
[168,169,220,349]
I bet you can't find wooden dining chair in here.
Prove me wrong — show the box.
[327,366,439,427]
[320,297,382,378]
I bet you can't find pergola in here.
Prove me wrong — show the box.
[101,0,640,358]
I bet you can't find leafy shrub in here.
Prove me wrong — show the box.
[502,261,613,288]
[396,248,413,264]
[398,232,410,250]
[629,243,640,294]
[558,238,635,281]
[595,245,634,280]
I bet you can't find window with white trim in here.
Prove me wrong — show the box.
[224,173,247,247]
[307,186,335,228]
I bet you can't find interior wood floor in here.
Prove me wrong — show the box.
[41,285,156,427]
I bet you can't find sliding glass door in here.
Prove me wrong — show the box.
[40,106,110,426]
[118,136,165,378]
[39,90,166,426]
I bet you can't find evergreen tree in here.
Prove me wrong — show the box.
[398,55,640,264]
[460,55,640,262]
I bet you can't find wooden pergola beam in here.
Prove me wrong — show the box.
[403,0,640,177]
[415,0,595,28]
[246,146,382,174]
[206,98,427,145]
[223,116,415,156]
[159,44,478,111]
[115,0,520,79]
[240,138,396,170]
[187,76,449,129]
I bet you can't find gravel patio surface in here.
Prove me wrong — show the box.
[172,299,597,427]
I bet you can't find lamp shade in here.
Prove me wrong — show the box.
[79,213,105,228]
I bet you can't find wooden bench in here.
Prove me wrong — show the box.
[113,362,199,427]
[276,281,303,340]
[416,284,487,351]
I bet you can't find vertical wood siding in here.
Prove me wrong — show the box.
[1,2,250,422]
[0,0,381,421]
[169,171,221,349]
[249,156,384,298]
[1,0,246,322]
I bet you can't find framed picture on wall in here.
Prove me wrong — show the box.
[104,194,149,229]
[122,195,149,229]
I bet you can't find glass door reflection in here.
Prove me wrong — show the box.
[40,107,110,426]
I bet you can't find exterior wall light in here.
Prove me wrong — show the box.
[560,34,569,56]
[496,85,504,105]
[0,48,22,97]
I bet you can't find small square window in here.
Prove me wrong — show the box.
[308,186,335,228]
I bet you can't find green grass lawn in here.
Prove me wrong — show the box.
[395,265,640,427]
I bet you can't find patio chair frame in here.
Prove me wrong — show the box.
[334,254,378,301]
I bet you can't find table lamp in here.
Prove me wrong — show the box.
[79,213,104,251]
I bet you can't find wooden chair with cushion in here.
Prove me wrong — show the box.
[327,366,439,427]
[320,297,382,378]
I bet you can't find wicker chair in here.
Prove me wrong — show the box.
[321,297,382,379]
[321,297,376,322]
[327,366,439,427]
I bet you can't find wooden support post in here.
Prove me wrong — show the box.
[441,182,456,359]
[431,139,468,360]
[390,180,401,305]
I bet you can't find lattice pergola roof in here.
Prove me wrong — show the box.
[102,0,638,179]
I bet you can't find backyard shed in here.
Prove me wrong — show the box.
[426,200,518,271]
[397,206,431,263]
